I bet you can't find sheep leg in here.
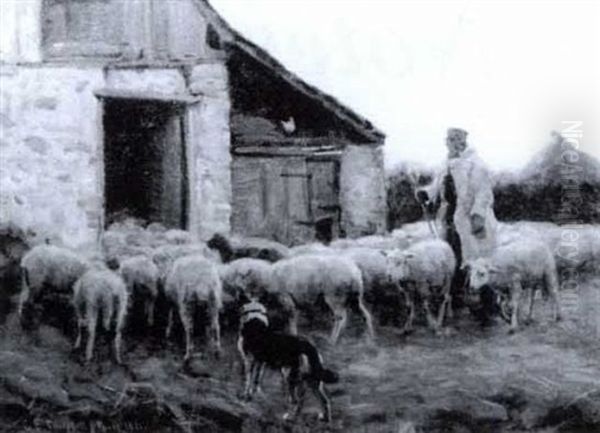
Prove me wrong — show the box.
[74,303,84,350]
[145,298,155,327]
[278,292,298,335]
[85,306,98,364]
[546,277,562,322]
[443,276,454,320]
[327,297,348,345]
[508,280,522,334]
[289,309,299,335]
[179,302,193,361]
[401,290,415,334]
[74,321,83,350]
[524,287,535,325]
[114,296,127,365]
[436,293,451,329]
[423,298,439,333]
[357,296,375,341]
[165,307,174,340]
[17,283,29,318]
[208,295,221,358]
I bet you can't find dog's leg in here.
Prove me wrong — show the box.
[252,362,266,396]
[237,336,248,378]
[283,368,302,421]
[280,368,291,402]
[243,361,257,400]
[312,381,332,422]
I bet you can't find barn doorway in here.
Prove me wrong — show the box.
[103,98,188,229]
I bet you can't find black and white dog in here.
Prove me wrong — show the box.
[238,300,339,422]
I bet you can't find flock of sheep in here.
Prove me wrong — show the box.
[16,218,593,366]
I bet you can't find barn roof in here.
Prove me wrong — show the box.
[194,0,385,143]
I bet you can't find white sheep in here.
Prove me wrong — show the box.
[330,235,397,251]
[164,229,193,245]
[269,254,375,344]
[119,255,159,326]
[289,245,393,323]
[152,243,219,284]
[18,244,89,330]
[73,268,129,364]
[288,243,332,257]
[100,230,153,263]
[387,239,456,334]
[289,245,388,295]
[466,238,562,333]
[218,258,272,301]
[164,255,223,361]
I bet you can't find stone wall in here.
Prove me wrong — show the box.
[0,65,104,247]
[340,144,387,237]
[186,63,232,240]
[0,63,232,246]
[0,0,42,63]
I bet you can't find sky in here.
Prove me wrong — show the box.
[210,0,600,171]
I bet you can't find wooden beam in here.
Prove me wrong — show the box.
[233,136,346,147]
[94,88,201,104]
[233,145,342,158]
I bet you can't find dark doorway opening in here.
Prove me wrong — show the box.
[103,98,188,229]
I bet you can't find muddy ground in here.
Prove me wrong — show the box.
[1,279,599,433]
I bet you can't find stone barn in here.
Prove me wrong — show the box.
[0,0,386,247]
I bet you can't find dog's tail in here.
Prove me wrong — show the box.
[300,340,339,384]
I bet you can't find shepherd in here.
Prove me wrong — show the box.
[416,127,498,323]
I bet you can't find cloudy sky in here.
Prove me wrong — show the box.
[211,0,600,171]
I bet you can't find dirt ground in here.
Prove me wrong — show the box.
[1,278,599,433]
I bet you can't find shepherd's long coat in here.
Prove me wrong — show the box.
[424,147,497,262]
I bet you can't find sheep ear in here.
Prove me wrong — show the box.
[488,265,499,274]
[461,261,471,271]
[405,252,415,259]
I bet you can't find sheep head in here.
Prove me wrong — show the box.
[385,250,413,284]
[207,233,234,263]
[465,258,498,291]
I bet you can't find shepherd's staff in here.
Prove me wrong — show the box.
[408,170,439,239]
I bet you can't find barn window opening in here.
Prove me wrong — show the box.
[103,98,188,229]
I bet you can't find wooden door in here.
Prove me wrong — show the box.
[306,158,340,242]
